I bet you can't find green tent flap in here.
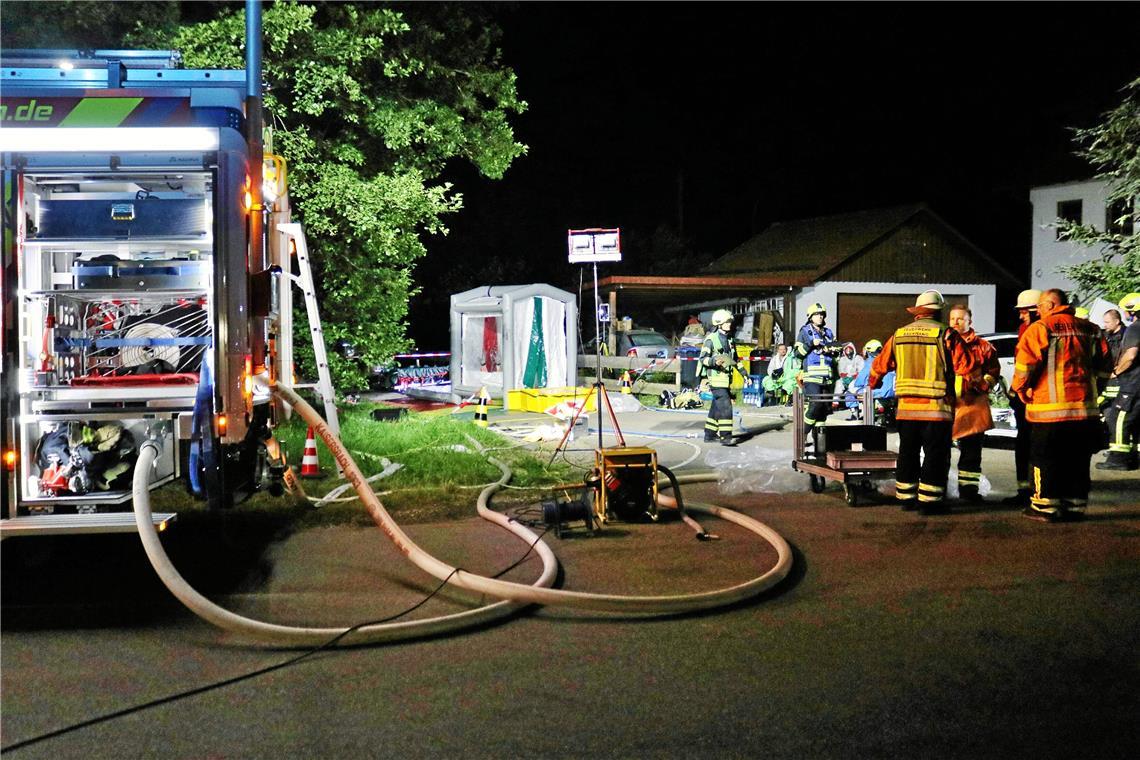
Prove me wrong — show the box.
[522,297,548,388]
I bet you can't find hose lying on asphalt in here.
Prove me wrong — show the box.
[131,383,794,643]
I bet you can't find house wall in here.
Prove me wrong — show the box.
[1029,179,1131,296]
[795,281,997,346]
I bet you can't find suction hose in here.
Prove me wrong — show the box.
[132,383,794,644]
[274,383,793,614]
[131,436,560,647]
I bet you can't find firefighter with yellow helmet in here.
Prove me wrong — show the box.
[794,302,840,449]
[1098,292,1140,471]
[698,309,744,445]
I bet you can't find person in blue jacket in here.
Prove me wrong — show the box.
[795,302,839,449]
[845,339,896,420]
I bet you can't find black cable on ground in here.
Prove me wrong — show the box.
[2,527,551,754]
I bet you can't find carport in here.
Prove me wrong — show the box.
[584,274,802,351]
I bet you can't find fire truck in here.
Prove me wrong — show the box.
[0,45,303,536]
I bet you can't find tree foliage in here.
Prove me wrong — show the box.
[0,1,180,49]
[1056,76,1140,304]
[125,1,527,387]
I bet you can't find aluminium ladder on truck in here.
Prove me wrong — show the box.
[0,50,337,537]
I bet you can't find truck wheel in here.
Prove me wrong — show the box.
[809,474,825,493]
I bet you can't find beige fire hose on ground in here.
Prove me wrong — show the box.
[131,383,794,645]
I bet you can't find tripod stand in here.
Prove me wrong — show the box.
[548,379,626,465]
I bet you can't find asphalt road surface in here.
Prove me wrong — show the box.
[3,429,1139,759]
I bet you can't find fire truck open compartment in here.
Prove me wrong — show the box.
[13,170,215,512]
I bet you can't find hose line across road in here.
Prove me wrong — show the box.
[130,383,794,646]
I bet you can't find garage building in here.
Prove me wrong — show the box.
[708,203,1021,348]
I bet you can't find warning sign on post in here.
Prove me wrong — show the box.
[568,228,622,263]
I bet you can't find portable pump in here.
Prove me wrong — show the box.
[593,446,659,524]
[540,446,660,538]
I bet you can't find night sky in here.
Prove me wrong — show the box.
[409,3,1140,348]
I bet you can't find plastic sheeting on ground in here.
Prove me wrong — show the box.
[704,446,807,494]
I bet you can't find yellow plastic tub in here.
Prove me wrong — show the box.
[506,386,599,413]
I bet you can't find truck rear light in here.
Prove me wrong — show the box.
[243,355,254,397]
[242,355,254,414]
[242,173,254,213]
[216,414,228,437]
[4,450,16,472]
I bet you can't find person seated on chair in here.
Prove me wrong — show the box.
[845,339,891,419]
[760,344,789,406]
[833,342,863,407]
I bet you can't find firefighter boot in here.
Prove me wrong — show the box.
[959,484,984,504]
[1001,489,1031,508]
[1096,451,1139,471]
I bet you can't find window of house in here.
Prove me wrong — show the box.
[1056,199,1082,239]
[1106,197,1135,236]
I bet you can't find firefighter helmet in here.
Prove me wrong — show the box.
[806,302,826,318]
[1015,289,1042,310]
[1074,306,1090,319]
[913,290,945,310]
[711,309,734,327]
[1118,292,1140,313]
[863,339,883,354]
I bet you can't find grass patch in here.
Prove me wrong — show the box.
[149,401,578,528]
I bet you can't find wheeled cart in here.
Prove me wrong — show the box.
[791,386,897,506]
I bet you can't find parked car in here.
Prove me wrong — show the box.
[581,329,676,359]
[979,332,1018,439]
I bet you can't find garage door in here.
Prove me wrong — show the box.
[837,293,967,352]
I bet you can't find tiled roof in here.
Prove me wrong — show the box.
[711,203,927,276]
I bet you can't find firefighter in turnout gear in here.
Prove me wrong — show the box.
[869,290,977,514]
[699,309,744,445]
[1002,288,1043,507]
[1097,292,1140,471]
[949,304,1001,502]
[1012,289,1112,522]
[794,302,839,450]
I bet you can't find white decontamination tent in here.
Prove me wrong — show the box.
[450,284,579,400]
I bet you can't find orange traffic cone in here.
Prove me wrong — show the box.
[621,371,632,394]
[299,426,322,478]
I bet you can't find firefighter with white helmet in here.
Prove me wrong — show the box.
[869,290,977,514]
[698,309,744,445]
[1098,292,1140,470]
[794,302,840,449]
[1001,288,1044,506]
[1012,288,1112,521]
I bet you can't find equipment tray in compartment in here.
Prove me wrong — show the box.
[18,413,179,511]
[74,260,208,290]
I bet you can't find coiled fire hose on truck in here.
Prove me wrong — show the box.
[131,383,794,645]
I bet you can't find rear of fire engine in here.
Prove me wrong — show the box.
[1,50,280,535]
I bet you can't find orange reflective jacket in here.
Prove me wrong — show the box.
[1011,305,1111,423]
[870,317,977,421]
[953,330,1001,439]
